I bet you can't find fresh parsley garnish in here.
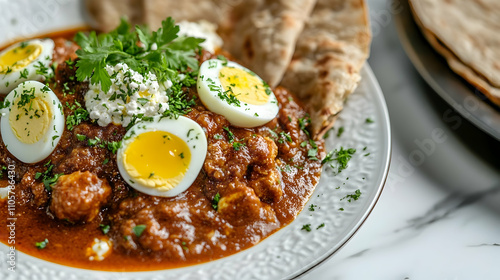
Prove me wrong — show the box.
[337,126,345,137]
[223,127,235,142]
[322,147,356,173]
[307,139,319,161]
[66,103,89,131]
[35,238,49,249]
[298,117,311,137]
[341,189,362,202]
[301,224,312,232]
[212,193,221,210]
[232,142,245,151]
[34,161,63,191]
[83,136,122,154]
[133,224,147,237]
[100,224,110,234]
[75,17,204,93]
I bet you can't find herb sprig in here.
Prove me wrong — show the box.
[75,18,204,93]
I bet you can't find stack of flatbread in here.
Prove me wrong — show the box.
[409,0,500,107]
[86,0,371,139]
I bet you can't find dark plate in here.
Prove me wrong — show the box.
[394,0,500,141]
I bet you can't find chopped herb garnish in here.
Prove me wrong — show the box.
[365,118,374,123]
[66,104,89,131]
[298,117,310,137]
[232,142,245,151]
[35,239,49,249]
[337,126,345,137]
[307,139,319,161]
[137,98,149,106]
[322,147,356,173]
[35,161,63,191]
[19,68,29,79]
[308,204,317,211]
[279,131,292,143]
[341,189,362,202]
[217,55,228,66]
[133,224,147,237]
[85,137,121,154]
[100,224,110,234]
[212,193,221,210]
[317,223,325,230]
[223,127,235,142]
[301,224,312,232]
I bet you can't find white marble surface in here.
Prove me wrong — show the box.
[302,0,500,279]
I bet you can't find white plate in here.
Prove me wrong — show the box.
[0,1,391,279]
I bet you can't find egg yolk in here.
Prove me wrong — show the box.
[9,96,52,144]
[0,44,42,73]
[123,131,192,190]
[219,67,270,105]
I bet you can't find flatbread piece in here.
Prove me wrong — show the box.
[220,0,317,88]
[280,0,372,138]
[409,0,500,107]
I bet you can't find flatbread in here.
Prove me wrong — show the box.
[86,0,239,31]
[409,0,500,107]
[86,0,146,32]
[220,0,317,88]
[280,0,371,138]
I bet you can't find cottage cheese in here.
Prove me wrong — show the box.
[87,238,112,261]
[177,20,223,53]
[85,63,171,127]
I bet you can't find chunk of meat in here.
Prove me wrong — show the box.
[113,193,232,258]
[16,169,48,207]
[50,171,111,223]
[246,136,283,202]
[217,180,277,227]
[249,165,282,203]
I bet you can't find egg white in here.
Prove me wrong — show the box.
[197,59,279,127]
[0,39,54,94]
[117,116,207,197]
[0,81,65,163]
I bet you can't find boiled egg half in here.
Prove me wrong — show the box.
[0,39,54,93]
[1,81,65,163]
[197,59,279,127]
[117,116,207,197]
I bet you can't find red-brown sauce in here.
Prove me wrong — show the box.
[0,29,324,271]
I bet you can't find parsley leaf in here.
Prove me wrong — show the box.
[100,224,110,235]
[341,189,362,202]
[212,193,221,210]
[35,239,49,249]
[35,161,64,191]
[133,224,147,237]
[75,17,203,93]
[301,224,312,232]
[322,147,356,173]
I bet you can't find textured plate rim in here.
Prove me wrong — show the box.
[290,64,391,279]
